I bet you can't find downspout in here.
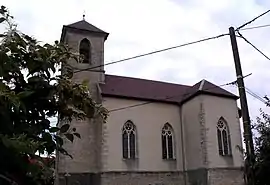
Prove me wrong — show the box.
[179,104,187,185]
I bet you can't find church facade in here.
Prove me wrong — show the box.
[56,19,245,185]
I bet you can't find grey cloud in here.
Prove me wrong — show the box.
[3,0,270,123]
[254,0,270,7]
[197,65,236,83]
[155,67,199,85]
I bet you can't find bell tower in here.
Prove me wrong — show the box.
[60,18,109,83]
[57,19,109,185]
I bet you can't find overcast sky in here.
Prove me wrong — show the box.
[1,0,270,123]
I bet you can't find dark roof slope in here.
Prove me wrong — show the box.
[66,20,107,34]
[201,80,236,97]
[100,75,238,104]
[101,75,190,103]
[181,79,238,103]
[60,20,109,42]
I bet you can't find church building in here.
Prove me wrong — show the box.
[56,19,244,185]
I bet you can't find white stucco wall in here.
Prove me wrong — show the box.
[203,95,244,168]
[181,95,205,170]
[102,94,244,172]
[102,97,184,172]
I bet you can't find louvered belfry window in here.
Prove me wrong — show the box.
[79,38,91,63]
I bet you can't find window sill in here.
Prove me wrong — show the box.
[163,158,176,161]
[220,154,233,158]
[122,157,138,161]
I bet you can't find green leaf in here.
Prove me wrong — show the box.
[0,17,5,23]
[58,147,73,159]
[41,119,51,129]
[49,127,60,133]
[73,132,81,139]
[60,124,70,133]
[42,132,52,142]
[45,69,51,79]
[64,133,74,142]
[17,91,34,98]
[82,79,89,86]
[1,6,6,11]
[54,135,63,146]
[0,5,109,184]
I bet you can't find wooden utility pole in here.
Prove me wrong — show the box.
[229,27,255,185]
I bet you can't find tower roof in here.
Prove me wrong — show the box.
[66,20,107,34]
[60,20,109,42]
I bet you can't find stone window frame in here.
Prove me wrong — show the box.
[217,117,232,156]
[161,123,175,160]
[79,38,91,64]
[122,120,137,159]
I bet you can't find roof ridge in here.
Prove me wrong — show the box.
[198,79,206,91]
[200,80,237,97]
[105,74,191,87]
[68,20,106,32]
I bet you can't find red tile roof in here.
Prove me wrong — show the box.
[100,75,238,104]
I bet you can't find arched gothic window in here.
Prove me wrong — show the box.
[217,117,231,156]
[162,123,174,159]
[79,38,91,63]
[122,121,136,159]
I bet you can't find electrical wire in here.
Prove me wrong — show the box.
[245,87,267,104]
[108,79,237,113]
[233,83,267,105]
[70,10,270,74]
[237,9,270,30]
[71,11,270,111]
[109,74,252,113]
[239,24,270,31]
[235,32,270,106]
[71,23,270,74]
[73,33,228,73]
[237,31,270,61]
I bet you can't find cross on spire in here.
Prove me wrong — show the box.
[83,10,86,20]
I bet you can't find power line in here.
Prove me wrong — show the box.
[233,11,270,185]
[233,83,267,105]
[237,31,270,61]
[245,87,267,104]
[237,9,270,30]
[235,32,270,106]
[71,23,270,74]
[109,79,237,113]
[239,24,270,31]
[73,33,228,73]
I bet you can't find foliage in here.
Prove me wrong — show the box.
[0,5,108,185]
[253,96,270,185]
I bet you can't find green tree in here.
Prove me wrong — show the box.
[0,6,108,185]
[254,96,270,185]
